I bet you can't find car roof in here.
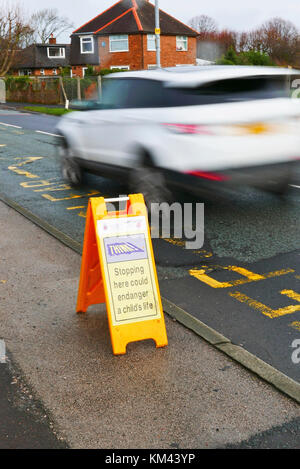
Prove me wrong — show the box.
[107,65,300,87]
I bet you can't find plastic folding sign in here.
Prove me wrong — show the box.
[76,194,168,355]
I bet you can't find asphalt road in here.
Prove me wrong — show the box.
[0,108,299,386]
[0,106,59,134]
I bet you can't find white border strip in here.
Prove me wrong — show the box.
[35,130,62,138]
[0,122,22,129]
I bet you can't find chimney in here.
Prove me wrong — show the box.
[49,34,56,45]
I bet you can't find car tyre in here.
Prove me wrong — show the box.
[59,143,83,187]
[129,166,172,210]
[61,156,83,187]
[264,175,291,197]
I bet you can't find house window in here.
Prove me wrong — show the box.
[52,68,57,75]
[80,36,94,54]
[109,35,129,52]
[47,47,65,58]
[110,66,130,70]
[40,69,45,76]
[147,34,156,51]
[176,36,188,51]
[19,69,32,76]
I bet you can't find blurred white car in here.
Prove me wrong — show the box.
[56,66,300,203]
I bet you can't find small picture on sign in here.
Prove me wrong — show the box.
[104,234,147,264]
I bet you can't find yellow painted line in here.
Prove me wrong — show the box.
[20,179,58,189]
[189,266,294,289]
[34,184,72,193]
[66,206,86,210]
[8,157,43,179]
[265,269,295,279]
[229,292,274,318]
[66,205,87,219]
[42,190,100,202]
[229,289,300,319]
[163,238,213,257]
[77,211,87,218]
[190,265,265,288]
[290,321,300,332]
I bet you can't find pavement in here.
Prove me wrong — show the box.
[0,200,300,449]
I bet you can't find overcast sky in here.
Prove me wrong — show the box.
[22,0,300,42]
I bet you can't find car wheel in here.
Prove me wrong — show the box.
[129,166,172,209]
[59,144,83,187]
[264,177,291,197]
[61,156,83,187]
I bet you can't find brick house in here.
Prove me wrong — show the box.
[70,0,197,77]
[11,36,70,77]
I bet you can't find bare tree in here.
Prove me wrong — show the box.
[259,17,298,64]
[188,14,218,36]
[239,17,299,65]
[29,8,74,44]
[0,3,32,75]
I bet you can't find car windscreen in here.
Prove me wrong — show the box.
[166,76,290,106]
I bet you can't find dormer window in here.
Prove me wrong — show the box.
[80,36,94,54]
[47,47,65,58]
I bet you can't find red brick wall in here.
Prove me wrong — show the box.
[94,34,196,72]
[143,35,197,69]
[96,35,143,71]
[71,34,196,76]
[72,66,85,78]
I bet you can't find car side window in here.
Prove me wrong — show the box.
[102,78,166,109]
[101,79,132,109]
[125,79,165,108]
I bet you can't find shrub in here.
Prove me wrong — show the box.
[216,46,275,66]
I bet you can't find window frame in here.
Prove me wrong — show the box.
[176,36,188,52]
[110,65,130,71]
[47,47,66,59]
[19,69,32,76]
[109,35,129,53]
[80,36,94,55]
[147,34,156,51]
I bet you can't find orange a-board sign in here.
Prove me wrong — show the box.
[76,194,168,355]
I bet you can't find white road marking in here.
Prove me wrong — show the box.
[35,130,62,138]
[0,122,22,129]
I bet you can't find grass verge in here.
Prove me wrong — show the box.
[23,106,73,116]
